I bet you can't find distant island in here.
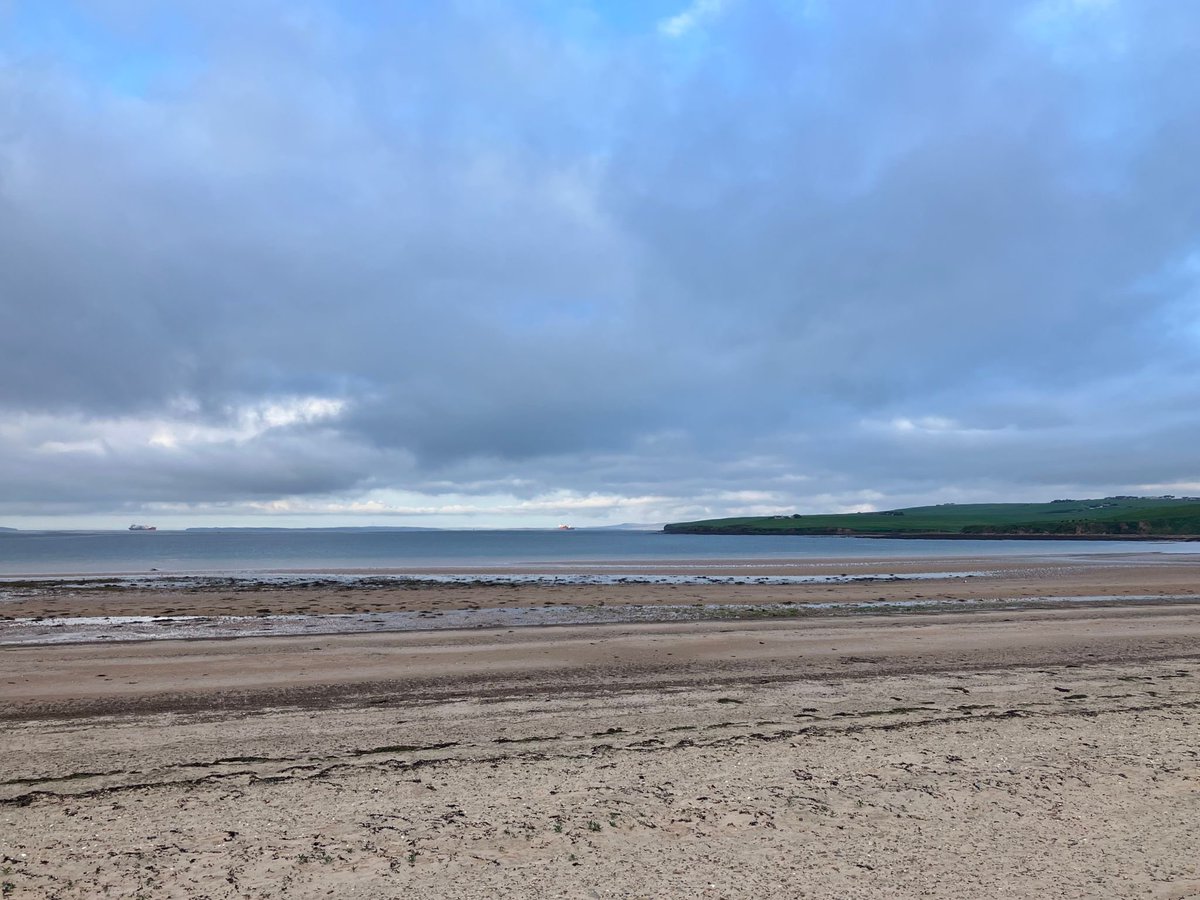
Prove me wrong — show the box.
[663,496,1200,539]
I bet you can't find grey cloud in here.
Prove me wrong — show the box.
[1,0,1199,522]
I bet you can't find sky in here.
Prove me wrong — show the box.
[1,0,1199,529]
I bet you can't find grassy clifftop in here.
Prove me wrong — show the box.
[664,497,1200,538]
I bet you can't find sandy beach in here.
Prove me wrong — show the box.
[3,555,1200,898]
[4,554,1199,621]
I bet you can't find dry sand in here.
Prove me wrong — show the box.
[2,556,1200,898]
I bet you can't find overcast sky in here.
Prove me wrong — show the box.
[1,0,1198,529]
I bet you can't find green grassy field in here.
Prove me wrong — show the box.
[663,497,1200,537]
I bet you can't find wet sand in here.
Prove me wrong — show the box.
[3,554,1198,622]
[2,555,1200,898]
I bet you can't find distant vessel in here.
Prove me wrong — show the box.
[128,524,157,531]
[558,524,575,531]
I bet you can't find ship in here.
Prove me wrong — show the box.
[128,524,157,531]
[557,524,575,531]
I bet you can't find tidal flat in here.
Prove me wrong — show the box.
[2,554,1199,898]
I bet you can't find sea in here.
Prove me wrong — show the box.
[0,528,1197,577]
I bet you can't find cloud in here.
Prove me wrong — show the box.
[659,0,728,38]
[1,1,1199,526]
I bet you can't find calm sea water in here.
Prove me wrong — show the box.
[0,529,1195,576]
